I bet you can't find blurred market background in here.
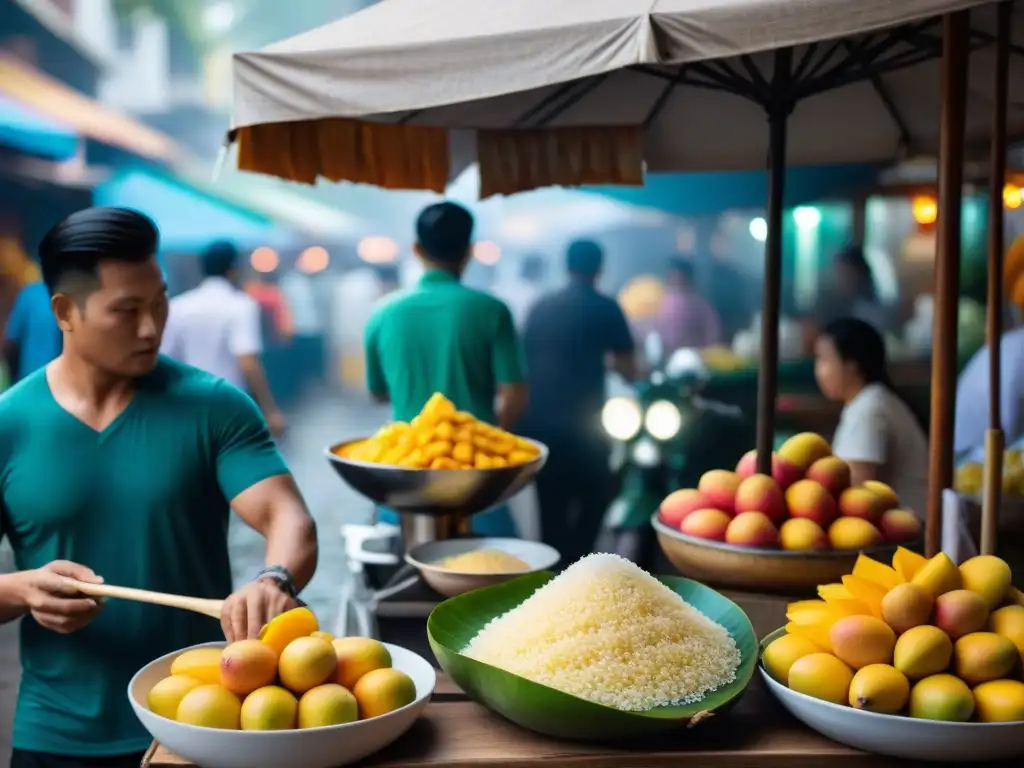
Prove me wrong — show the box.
[2,0,1024,760]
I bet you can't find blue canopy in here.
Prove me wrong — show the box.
[94,169,294,253]
[0,95,78,161]
[587,164,881,215]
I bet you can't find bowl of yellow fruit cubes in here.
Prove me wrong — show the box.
[326,393,547,516]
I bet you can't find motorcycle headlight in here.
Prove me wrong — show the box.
[602,397,642,441]
[644,399,682,440]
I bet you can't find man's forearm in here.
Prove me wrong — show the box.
[264,508,318,591]
[0,571,29,624]
[496,384,528,431]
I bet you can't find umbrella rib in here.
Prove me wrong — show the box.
[969,28,1024,59]
[791,42,821,83]
[512,75,604,127]
[633,64,756,98]
[797,21,939,97]
[738,55,773,100]
[642,70,683,128]
[534,74,610,127]
[840,40,912,150]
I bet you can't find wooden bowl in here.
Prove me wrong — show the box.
[652,514,900,594]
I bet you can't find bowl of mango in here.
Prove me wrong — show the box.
[326,393,547,515]
[129,608,436,768]
[759,550,1024,762]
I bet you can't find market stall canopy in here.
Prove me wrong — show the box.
[0,53,181,165]
[0,95,78,161]
[94,168,296,253]
[230,0,1024,197]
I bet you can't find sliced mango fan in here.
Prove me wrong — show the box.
[785,548,1022,652]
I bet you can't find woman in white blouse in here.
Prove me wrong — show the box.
[814,317,929,518]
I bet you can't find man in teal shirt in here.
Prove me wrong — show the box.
[364,202,528,536]
[0,208,318,766]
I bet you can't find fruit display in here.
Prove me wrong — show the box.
[956,449,1024,498]
[146,608,417,731]
[658,432,921,551]
[334,392,540,470]
[762,549,1024,722]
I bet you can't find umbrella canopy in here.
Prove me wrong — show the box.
[231,0,1023,196]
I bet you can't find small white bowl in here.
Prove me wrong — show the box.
[129,641,435,768]
[405,537,560,597]
[760,666,1024,762]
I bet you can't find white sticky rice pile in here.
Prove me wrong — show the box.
[461,553,741,711]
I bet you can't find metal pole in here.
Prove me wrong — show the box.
[925,12,970,558]
[981,1,1012,557]
[755,47,792,477]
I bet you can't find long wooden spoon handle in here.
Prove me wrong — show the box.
[67,580,224,620]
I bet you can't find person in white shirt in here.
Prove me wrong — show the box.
[814,317,929,517]
[161,240,286,434]
[954,324,1024,457]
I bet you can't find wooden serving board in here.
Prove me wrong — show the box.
[142,594,1016,768]
[146,670,1009,768]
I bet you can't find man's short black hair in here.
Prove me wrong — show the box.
[201,240,240,278]
[565,239,603,275]
[39,207,159,296]
[415,201,474,265]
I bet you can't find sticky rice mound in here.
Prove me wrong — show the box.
[461,553,742,711]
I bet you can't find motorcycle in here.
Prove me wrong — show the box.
[596,345,755,568]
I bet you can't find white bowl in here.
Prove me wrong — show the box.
[129,642,435,768]
[405,537,560,597]
[760,666,1024,762]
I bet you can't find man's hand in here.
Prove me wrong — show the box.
[220,579,298,642]
[20,561,105,634]
[264,408,287,437]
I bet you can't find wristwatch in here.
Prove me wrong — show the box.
[255,565,304,605]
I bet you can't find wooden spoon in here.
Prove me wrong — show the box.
[66,579,224,620]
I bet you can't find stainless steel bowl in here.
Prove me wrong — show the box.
[325,438,548,518]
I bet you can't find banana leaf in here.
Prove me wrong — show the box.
[427,571,757,740]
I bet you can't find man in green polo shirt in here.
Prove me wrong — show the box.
[364,202,528,536]
[0,207,318,767]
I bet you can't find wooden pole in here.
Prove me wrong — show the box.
[981,1,1012,557]
[925,12,970,558]
[755,47,792,477]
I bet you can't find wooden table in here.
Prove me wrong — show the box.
[141,594,1017,768]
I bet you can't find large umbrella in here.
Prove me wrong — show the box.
[230,0,1021,556]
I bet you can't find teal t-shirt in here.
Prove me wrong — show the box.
[0,357,289,756]
[363,270,526,423]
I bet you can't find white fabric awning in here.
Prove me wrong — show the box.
[230,0,1024,194]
